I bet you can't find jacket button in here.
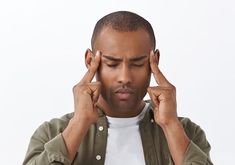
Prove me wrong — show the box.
[96,155,101,160]
[98,126,104,131]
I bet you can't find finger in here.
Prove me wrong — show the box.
[147,87,160,109]
[147,86,173,107]
[89,82,101,104]
[149,50,171,87]
[80,51,101,84]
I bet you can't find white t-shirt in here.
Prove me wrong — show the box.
[104,103,149,165]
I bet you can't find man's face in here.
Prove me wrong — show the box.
[93,27,152,113]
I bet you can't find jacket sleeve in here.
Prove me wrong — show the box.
[22,122,72,165]
[181,118,213,165]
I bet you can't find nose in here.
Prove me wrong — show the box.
[117,64,132,85]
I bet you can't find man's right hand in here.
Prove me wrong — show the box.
[62,50,101,161]
[72,50,101,128]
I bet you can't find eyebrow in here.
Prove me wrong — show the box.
[103,55,122,62]
[102,55,147,62]
[129,55,148,62]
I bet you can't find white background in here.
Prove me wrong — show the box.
[0,0,234,164]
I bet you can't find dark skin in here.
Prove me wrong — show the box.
[92,27,152,118]
[62,26,189,165]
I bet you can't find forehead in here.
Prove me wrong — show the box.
[93,27,152,58]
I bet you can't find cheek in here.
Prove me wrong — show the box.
[136,67,151,87]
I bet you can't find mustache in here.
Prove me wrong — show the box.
[114,87,135,93]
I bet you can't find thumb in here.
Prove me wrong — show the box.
[89,82,101,104]
[147,87,160,109]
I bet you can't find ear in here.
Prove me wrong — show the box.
[154,49,160,65]
[85,48,94,69]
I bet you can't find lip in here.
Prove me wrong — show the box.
[115,88,134,100]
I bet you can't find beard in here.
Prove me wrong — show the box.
[100,84,147,112]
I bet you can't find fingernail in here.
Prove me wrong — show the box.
[96,50,100,56]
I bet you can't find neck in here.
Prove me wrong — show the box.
[97,96,146,118]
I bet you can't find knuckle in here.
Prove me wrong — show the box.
[72,85,77,93]
[88,66,96,73]
[96,81,101,86]
[170,85,176,92]
[163,87,176,99]
[73,84,88,94]
[91,82,102,90]
[164,89,172,95]
[147,87,152,93]
[93,81,101,86]
[82,88,90,95]
[147,86,154,90]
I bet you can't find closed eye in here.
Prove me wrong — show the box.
[132,64,144,67]
[106,63,144,67]
[107,63,118,67]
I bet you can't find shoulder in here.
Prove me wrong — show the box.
[178,117,206,140]
[145,100,208,140]
[178,117,210,151]
[33,112,74,139]
[145,100,205,136]
[49,112,74,126]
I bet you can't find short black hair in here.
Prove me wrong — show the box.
[91,11,156,49]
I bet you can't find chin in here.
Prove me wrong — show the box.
[114,97,142,110]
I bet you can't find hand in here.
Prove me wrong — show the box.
[147,50,190,165]
[62,50,101,161]
[72,50,101,128]
[147,50,178,127]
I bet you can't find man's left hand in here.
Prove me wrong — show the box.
[147,50,178,127]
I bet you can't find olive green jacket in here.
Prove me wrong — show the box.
[23,103,213,165]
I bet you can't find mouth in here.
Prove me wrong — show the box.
[115,88,134,100]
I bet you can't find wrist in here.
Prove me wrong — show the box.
[69,116,91,133]
[158,117,180,129]
[160,118,190,148]
[160,118,190,165]
[62,117,90,161]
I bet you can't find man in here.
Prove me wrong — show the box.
[23,11,213,165]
